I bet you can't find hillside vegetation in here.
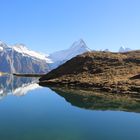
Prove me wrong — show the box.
[39,51,140,94]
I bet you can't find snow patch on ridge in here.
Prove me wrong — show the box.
[12,44,52,63]
[0,47,3,52]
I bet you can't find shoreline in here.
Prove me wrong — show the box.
[39,80,140,96]
[13,73,45,77]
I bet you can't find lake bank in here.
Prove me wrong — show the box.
[13,73,45,77]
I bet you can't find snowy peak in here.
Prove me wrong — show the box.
[119,46,132,53]
[49,39,91,69]
[70,39,91,51]
[66,39,91,59]
[70,39,85,48]
[12,44,52,63]
[50,39,91,62]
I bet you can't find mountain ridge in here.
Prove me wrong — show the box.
[0,39,137,74]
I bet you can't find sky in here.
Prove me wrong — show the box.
[0,0,140,53]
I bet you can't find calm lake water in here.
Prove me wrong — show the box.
[0,75,140,140]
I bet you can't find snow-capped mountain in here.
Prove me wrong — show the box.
[12,44,52,62]
[49,39,91,69]
[0,41,52,73]
[119,46,132,53]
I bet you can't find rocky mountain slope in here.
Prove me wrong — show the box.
[39,51,140,94]
[0,41,51,73]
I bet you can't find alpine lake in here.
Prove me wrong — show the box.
[0,75,140,140]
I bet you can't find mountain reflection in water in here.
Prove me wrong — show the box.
[0,75,40,99]
[0,75,140,114]
[49,87,140,113]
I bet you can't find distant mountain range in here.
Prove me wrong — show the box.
[119,46,132,53]
[0,39,134,73]
[0,41,51,73]
[104,46,132,53]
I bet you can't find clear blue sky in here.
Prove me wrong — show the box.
[0,0,140,53]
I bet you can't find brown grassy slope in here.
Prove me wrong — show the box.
[39,51,140,94]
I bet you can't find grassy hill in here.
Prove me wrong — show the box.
[39,51,140,94]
